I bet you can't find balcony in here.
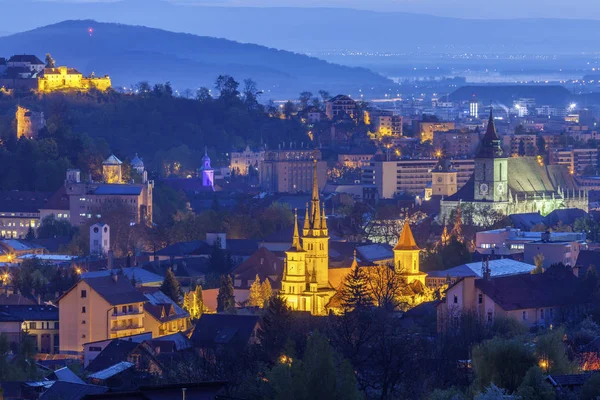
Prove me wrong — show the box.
[111,323,143,332]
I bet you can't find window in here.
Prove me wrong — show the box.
[82,306,86,313]
[540,309,545,319]
[453,295,458,304]
[122,306,127,313]
[29,322,37,329]
[478,294,483,304]
[54,322,59,329]
[82,320,86,324]
[89,346,102,352]
[81,290,87,298]
[487,312,493,323]
[522,311,527,321]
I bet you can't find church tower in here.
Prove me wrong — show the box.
[431,157,457,197]
[393,220,426,285]
[281,211,308,311]
[474,109,508,202]
[200,147,214,190]
[302,160,330,289]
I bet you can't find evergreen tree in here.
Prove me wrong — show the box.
[340,266,373,312]
[160,268,181,304]
[25,227,35,241]
[194,285,204,318]
[516,366,556,400]
[261,278,273,306]
[217,275,235,312]
[259,295,293,362]
[248,274,263,307]
[182,291,193,317]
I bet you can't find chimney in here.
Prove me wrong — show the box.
[483,258,491,280]
[37,294,41,305]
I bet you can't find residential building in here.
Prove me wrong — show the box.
[524,233,587,268]
[0,304,59,354]
[503,134,538,157]
[337,151,374,168]
[233,247,283,289]
[433,130,480,157]
[65,155,154,226]
[550,148,599,176]
[39,186,70,223]
[438,270,584,330]
[6,55,44,74]
[259,148,327,193]
[230,145,265,176]
[0,191,52,238]
[361,158,474,198]
[138,287,190,337]
[190,314,260,352]
[325,95,357,120]
[476,227,586,258]
[364,109,402,137]
[419,121,455,143]
[426,259,536,288]
[57,275,148,354]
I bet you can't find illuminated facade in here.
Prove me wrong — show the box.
[393,221,427,285]
[230,145,265,176]
[38,66,111,93]
[102,154,123,184]
[200,148,215,190]
[280,161,336,315]
[15,105,45,139]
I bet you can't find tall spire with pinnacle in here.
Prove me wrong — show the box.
[394,220,420,251]
[303,203,310,233]
[290,209,304,252]
[308,159,322,232]
[476,107,504,158]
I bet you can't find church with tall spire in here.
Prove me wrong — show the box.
[439,108,587,224]
[280,160,337,315]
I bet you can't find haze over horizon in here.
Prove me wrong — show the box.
[5,0,600,20]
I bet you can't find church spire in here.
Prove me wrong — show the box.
[476,107,504,158]
[303,203,310,233]
[290,209,304,252]
[394,220,420,251]
[309,159,321,231]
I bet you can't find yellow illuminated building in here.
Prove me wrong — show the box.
[38,66,111,93]
[280,161,336,315]
[393,221,427,285]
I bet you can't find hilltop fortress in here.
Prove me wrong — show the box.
[0,54,111,94]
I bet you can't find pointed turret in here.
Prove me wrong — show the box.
[303,203,310,234]
[394,220,420,251]
[476,108,504,158]
[321,206,328,231]
[310,159,321,231]
[350,249,359,269]
[289,209,305,252]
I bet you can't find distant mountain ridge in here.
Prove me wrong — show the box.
[1,1,600,54]
[0,20,392,98]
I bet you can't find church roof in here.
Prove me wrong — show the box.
[102,154,122,166]
[444,157,578,202]
[394,221,420,251]
[475,109,504,159]
[131,153,144,168]
[433,157,455,173]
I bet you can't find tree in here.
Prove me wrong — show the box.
[339,265,373,311]
[248,275,263,307]
[580,373,600,400]
[367,265,405,311]
[182,291,193,317]
[25,227,35,241]
[516,366,556,400]
[535,327,574,374]
[299,91,313,109]
[160,268,181,303]
[243,78,261,110]
[532,254,545,274]
[217,275,235,313]
[45,53,55,68]
[263,331,362,400]
[37,215,75,239]
[474,384,508,400]
[215,75,240,102]
[196,87,212,102]
[194,285,204,318]
[318,90,331,102]
[261,278,273,306]
[472,337,536,392]
[259,296,292,363]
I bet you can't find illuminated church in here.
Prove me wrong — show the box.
[439,110,588,224]
[280,160,337,315]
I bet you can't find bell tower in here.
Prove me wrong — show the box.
[474,109,508,202]
[393,220,426,285]
[431,158,457,197]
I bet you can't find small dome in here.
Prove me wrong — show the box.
[103,154,123,166]
[131,153,144,168]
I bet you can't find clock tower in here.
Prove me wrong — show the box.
[474,109,508,202]
[431,157,457,197]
